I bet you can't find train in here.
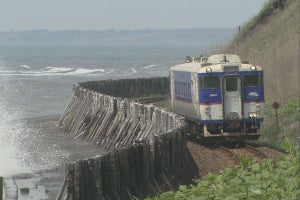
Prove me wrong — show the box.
[169,54,264,140]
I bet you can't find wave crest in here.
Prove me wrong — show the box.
[0,66,110,76]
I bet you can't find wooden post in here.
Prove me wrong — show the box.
[272,101,280,134]
[0,177,3,200]
[66,163,75,200]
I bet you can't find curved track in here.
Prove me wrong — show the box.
[186,138,283,178]
[244,144,268,160]
[187,140,240,177]
[218,146,240,164]
[138,96,166,104]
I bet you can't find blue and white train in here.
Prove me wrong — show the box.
[170,54,264,140]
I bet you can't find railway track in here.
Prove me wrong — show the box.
[244,144,267,160]
[218,146,240,164]
[138,96,166,104]
[186,137,271,175]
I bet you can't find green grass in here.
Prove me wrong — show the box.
[260,98,300,146]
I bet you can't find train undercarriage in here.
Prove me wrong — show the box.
[187,120,261,141]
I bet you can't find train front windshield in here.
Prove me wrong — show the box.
[198,76,220,89]
[243,74,263,87]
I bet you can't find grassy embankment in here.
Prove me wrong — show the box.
[146,143,299,200]
[220,0,300,146]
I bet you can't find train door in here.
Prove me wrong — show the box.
[222,76,242,120]
[191,73,200,118]
[170,71,175,110]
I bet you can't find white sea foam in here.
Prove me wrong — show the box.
[101,69,114,75]
[131,68,137,73]
[0,84,69,176]
[142,64,161,69]
[20,64,31,69]
[0,103,32,176]
[0,67,110,76]
[70,68,105,75]
[0,70,18,74]
[44,67,73,73]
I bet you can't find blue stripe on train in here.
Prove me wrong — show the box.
[243,87,264,102]
[199,88,222,104]
[198,88,264,104]
[198,71,263,77]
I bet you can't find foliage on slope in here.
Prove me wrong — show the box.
[261,98,300,145]
[147,142,300,200]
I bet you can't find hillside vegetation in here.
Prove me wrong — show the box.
[148,143,299,200]
[220,0,299,144]
[222,0,299,103]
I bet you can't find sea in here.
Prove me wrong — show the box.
[0,29,234,176]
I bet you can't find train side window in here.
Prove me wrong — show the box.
[199,76,220,89]
[188,83,191,97]
[180,82,183,96]
[184,82,186,97]
[243,74,262,87]
[182,82,184,96]
[175,81,179,95]
[226,77,238,91]
[185,82,188,97]
[180,82,182,96]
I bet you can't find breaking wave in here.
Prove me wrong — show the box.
[0,96,32,176]
[20,65,31,69]
[0,66,113,76]
[131,68,137,74]
[142,64,162,69]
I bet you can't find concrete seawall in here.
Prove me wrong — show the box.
[57,78,199,199]
[58,77,173,151]
[79,77,169,98]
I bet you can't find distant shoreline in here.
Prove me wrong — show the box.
[0,28,235,44]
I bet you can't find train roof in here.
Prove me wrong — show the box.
[170,54,263,73]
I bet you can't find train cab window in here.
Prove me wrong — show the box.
[199,76,220,89]
[226,77,238,91]
[243,74,263,87]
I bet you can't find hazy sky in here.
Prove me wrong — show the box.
[0,0,268,31]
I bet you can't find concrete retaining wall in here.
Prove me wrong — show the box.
[58,80,180,151]
[78,77,169,98]
[62,129,198,200]
[57,78,199,199]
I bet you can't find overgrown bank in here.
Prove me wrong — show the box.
[149,142,300,200]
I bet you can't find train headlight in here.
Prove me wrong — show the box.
[250,65,257,71]
[205,107,211,114]
[206,67,212,73]
[248,112,257,118]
